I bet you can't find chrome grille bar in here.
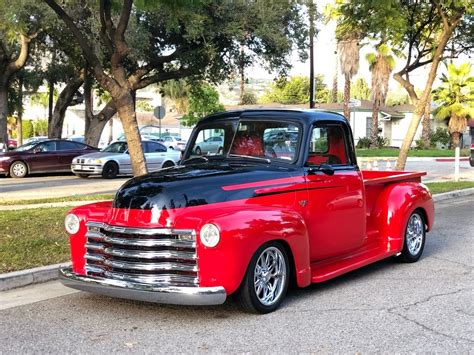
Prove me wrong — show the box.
[84,221,198,287]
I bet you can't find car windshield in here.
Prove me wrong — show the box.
[102,142,127,153]
[14,142,38,152]
[184,120,300,163]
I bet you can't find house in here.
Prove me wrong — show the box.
[227,101,448,148]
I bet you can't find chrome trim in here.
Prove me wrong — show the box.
[104,248,196,260]
[101,259,198,272]
[86,222,195,237]
[87,230,196,248]
[59,267,226,306]
[85,242,104,251]
[104,270,198,285]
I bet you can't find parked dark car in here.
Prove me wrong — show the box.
[0,139,99,178]
[470,143,474,167]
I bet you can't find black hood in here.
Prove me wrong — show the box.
[113,163,294,210]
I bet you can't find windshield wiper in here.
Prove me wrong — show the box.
[181,156,209,164]
[228,154,271,164]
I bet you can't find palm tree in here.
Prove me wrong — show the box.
[433,63,474,148]
[366,43,395,147]
[160,79,189,115]
[337,35,360,122]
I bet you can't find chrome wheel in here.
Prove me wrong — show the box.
[406,213,423,256]
[253,246,287,306]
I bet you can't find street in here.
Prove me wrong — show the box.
[0,196,472,352]
[0,160,473,201]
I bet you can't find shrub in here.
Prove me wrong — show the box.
[240,91,257,105]
[376,136,389,148]
[356,137,371,149]
[415,139,428,150]
[429,127,450,148]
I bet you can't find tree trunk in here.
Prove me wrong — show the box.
[49,76,84,138]
[48,80,54,130]
[395,12,462,171]
[421,94,431,148]
[16,76,23,146]
[84,101,116,147]
[332,53,338,103]
[0,84,8,151]
[343,73,350,122]
[451,131,460,148]
[108,118,113,144]
[84,70,93,135]
[371,99,380,148]
[115,91,147,176]
[239,59,245,104]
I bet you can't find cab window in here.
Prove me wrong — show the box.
[306,124,350,166]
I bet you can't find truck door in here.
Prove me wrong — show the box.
[304,122,366,262]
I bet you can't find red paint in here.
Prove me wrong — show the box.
[65,169,434,297]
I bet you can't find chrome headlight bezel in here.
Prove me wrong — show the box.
[65,214,80,235]
[200,223,220,248]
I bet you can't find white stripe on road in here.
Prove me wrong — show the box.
[0,280,78,310]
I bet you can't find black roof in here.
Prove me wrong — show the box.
[200,109,348,125]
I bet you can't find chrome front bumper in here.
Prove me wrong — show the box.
[59,267,227,306]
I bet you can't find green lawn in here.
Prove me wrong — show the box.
[0,207,71,273]
[356,148,470,157]
[0,194,114,206]
[424,181,474,194]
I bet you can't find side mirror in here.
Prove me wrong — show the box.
[307,163,335,176]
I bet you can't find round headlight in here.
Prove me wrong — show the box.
[65,214,80,234]
[200,223,220,248]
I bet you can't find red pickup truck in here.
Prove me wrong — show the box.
[60,110,434,313]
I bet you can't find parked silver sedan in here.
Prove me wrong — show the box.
[71,141,181,178]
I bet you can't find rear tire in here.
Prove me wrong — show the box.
[236,241,289,314]
[398,211,426,263]
[101,162,119,179]
[9,161,28,178]
[195,146,202,155]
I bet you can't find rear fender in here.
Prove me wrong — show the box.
[370,182,434,252]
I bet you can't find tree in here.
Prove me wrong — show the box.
[351,77,371,100]
[0,1,44,149]
[161,79,189,115]
[337,35,360,121]
[45,0,310,176]
[366,43,395,147]
[329,0,473,169]
[181,83,224,127]
[433,63,474,148]
[260,75,328,105]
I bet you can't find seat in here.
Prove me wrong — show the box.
[231,135,264,156]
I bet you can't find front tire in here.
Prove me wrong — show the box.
[236,242,290,314]
[398,211,426,263]
[195,146,202,155]
[9,161,28,178]
[101,162,119,179]
[162,161,175,169]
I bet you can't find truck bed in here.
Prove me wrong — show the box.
[362,170,426,185]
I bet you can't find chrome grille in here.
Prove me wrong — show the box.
[85,222,198,286]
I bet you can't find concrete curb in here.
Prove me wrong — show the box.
[432,187,474,202]
[0,262,71,292]
[1,188,473,292]
[0,200,108,211]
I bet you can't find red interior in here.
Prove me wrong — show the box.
[231,135,264,156]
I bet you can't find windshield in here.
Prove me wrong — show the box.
[102,142,127,153]
[185,120,300,163]
[15,142,38,152]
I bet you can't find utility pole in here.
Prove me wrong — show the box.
[308,0,316,108]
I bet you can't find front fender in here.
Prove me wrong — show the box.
[370,182,434,252]
[191,207,311,295]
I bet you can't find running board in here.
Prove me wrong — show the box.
[310,245,398,283]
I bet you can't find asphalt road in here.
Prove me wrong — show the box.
[0,196,472,353]
[1,160,473,201]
